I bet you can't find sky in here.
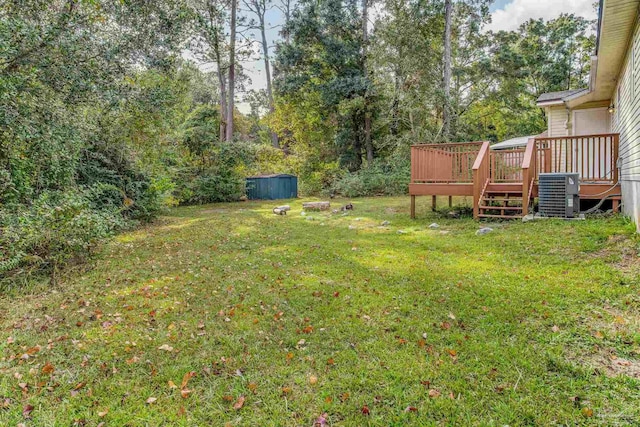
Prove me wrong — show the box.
[227,0,598,113]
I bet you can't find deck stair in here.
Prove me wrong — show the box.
[478,183,526,219]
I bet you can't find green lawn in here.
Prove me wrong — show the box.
[1,196,639,426]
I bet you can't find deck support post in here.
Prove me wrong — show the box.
[448,196,452,207]
[410,195,416,219]
[431,195,437,211]
[613,199,620,213]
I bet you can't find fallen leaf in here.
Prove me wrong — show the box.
[180,371,196,389]
[180,389,192,399]
[158,344,174,352]
[309,375,318,385]
[551,325,560,333]
[582,407,593,417]
[98,410,108,417]
[404,406,418,412]
[428,389,441,398]
[23,404,34,417]
[146,397,157,404]
[248,382,257,393]
[314,413,328,426]
[361,405,370,415]
[233,395,245,410]
[41,362,55,375]
[168,380,177,389]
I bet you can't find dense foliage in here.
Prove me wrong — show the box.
[1,0,596,282]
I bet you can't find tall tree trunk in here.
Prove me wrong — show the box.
[442,0,453,142]
[213,32,227,143]
[391,64,400,136]
[226,0,237,142]
[280,0,292,45]
[362,0,373,165]
[260,13,279,148]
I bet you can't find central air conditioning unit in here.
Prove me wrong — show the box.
[538,173,580,218]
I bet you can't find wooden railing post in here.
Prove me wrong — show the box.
[472,141,490,220]
[613,134,619,183]
[521,138,536,217]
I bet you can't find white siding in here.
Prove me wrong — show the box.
[548,106,569,137]
[612,18,640,181]
[612,18,640,230]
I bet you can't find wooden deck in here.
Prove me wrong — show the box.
[410,134,621,219]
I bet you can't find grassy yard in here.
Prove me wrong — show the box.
[1,196,639,426]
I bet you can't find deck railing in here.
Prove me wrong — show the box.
[472,141,491,219]
[534,134,619,183]
[490,148,526,182]
[521,138,537,216]
[411,142,483,183]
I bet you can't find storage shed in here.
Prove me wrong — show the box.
[246,174,298,200]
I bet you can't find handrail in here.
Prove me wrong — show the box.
[411,142,484,148]
[535,132,618,141]
[472,141,491,219]
[533,133,619,182]
[521,137,537,216]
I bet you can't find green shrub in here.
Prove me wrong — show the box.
[331,158,410,197]
[0,191,128,282]
[177,169,245,204]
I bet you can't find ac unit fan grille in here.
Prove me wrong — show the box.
[538,173,579,218]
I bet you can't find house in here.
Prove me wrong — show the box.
[533,0,640,230]
[409,0,639,231]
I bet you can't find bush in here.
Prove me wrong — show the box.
[331,158,410,198]
[174,142,252,205]
[177,169,245,204]
[0,191,128,282]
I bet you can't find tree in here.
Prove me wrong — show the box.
[362,0,373,163]
[226,0,238,142]
[189,0,230,142]
[244,0,280,148]
[442,0,453,141]
[274,0,371,171]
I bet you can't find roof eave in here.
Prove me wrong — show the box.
[536,100,565,107]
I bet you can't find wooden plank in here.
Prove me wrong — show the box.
[408,183,474,196]
[410,195,416,219]
[579,184,622,199]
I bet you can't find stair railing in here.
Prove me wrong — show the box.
[472,141,491,220]
[521,137,537,217]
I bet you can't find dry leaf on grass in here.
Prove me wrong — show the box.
[233,395,245,410]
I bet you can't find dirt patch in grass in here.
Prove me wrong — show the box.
[580,347,640,379]
[594,233,640,275]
